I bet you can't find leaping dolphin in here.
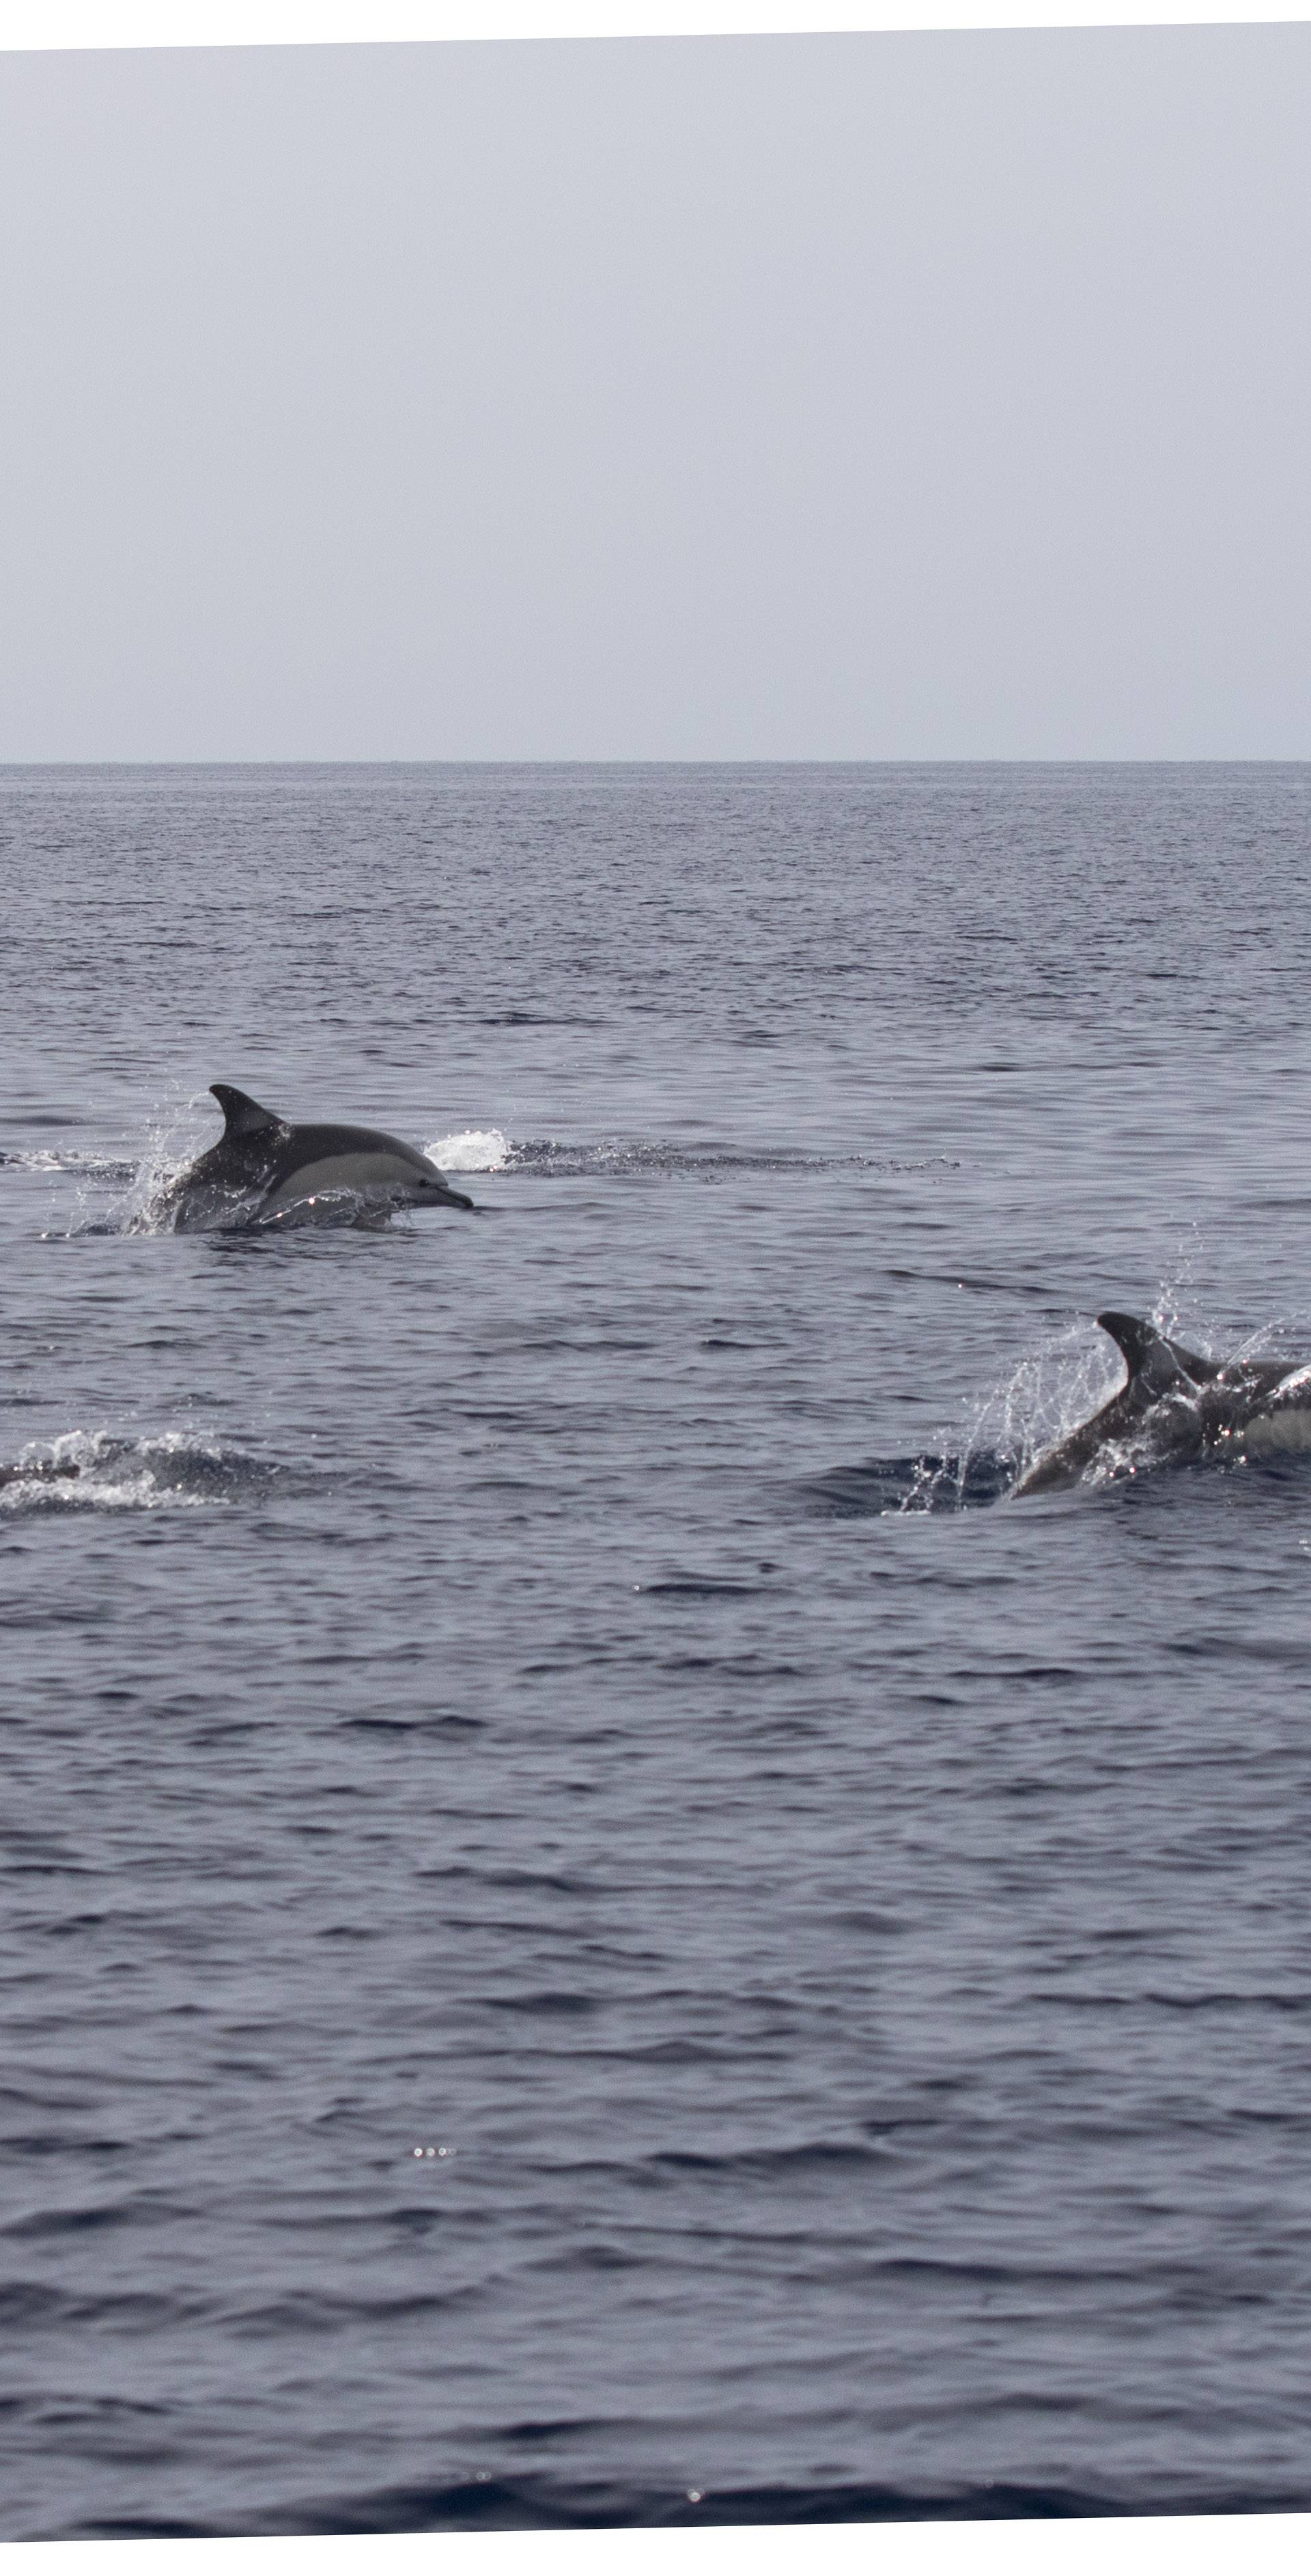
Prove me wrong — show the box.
[1012,1311,1311,1498]
[156,1085,477,1231]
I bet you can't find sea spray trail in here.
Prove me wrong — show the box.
[427,1134,959,1181]
[7,763,1311,2539]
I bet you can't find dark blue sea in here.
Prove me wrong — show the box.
[5,761,1311,2542]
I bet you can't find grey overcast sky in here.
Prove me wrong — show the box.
[1,28,1308,759]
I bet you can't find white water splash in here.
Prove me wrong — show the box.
[426,1128,510,1173]
[116,1100,221,1235]
[981,1321,1125,1489]
[0,1428,262,1512]
[4,1438,191,1511]
[37,1092,219,1238]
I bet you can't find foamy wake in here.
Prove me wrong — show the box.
[426,1128,510,1174]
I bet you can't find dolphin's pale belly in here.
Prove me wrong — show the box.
[1235,1402,1311,1455]
[261,1151,424,1211]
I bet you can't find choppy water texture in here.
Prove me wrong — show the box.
[5,762,1311,2539]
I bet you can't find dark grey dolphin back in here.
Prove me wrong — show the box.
[1097,1312,1203,1397]
[1097,1311,1226,1388]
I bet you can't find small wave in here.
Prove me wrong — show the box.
[476,1009,602,1028]
[806,1453,1017,1517]
[651,2137,886,2176]
[0,1431,288,1514]
[208,2469,1293,2539]
[638,1574,776,1596]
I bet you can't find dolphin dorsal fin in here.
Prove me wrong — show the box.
[1163,1332,1225,1385]
[210,1083,283,1138]
[1097,1311,1197,1395]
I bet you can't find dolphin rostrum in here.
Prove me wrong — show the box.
[1011,1311,1311,1498]
[157,1085,477,1231]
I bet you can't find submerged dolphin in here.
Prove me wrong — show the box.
[158,1085,477,1231]
[1012,1311,1311,1498]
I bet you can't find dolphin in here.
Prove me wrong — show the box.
[1011,1311,1311,1498]
[156,1085,477,1231]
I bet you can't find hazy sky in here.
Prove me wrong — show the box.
[2,29,1308,758]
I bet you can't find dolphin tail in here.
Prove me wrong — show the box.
[210,1084,285,1138]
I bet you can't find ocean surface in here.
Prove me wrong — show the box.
[4,761,1311,2541]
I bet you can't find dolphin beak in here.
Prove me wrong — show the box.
[433,1181,475,1210]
